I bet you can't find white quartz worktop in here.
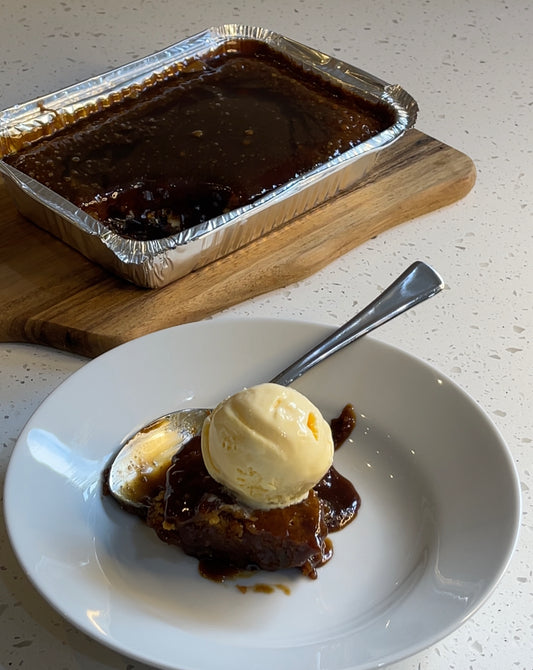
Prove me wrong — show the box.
[1,1,531,669]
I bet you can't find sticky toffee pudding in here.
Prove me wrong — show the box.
[108,403,360,580]
[5,41,393,240]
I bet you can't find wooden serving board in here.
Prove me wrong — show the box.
[0,130,475,358]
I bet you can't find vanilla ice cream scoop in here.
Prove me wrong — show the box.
[201,383,334,509]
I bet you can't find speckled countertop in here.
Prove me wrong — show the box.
[0,1,531,669]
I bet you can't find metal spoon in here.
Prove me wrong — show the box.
[108,260,443,510]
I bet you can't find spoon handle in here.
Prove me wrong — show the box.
[270,261,444,387]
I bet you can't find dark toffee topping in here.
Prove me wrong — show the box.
[6,41,393,240]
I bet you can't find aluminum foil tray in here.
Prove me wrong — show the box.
[0,25,418,288]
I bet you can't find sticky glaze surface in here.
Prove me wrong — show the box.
[5,41,392,240]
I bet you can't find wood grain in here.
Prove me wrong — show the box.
[0,130,475,358]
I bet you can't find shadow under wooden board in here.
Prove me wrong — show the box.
[0,129,475,358]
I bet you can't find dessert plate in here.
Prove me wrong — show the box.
[4,318,521,670]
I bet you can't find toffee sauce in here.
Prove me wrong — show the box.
[6,41,393,240]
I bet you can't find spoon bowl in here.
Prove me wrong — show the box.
[108,261,444,510]
[108,408,211,510]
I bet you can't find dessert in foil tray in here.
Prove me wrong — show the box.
[0,25,418,287]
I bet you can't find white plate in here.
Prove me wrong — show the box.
[4,319,521,670]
